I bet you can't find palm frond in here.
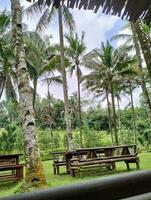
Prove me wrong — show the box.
[23,1,47,17]
[36,8,51,33]
[62,5,75,32]
[111,33,132,41]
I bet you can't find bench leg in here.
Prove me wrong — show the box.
[106,163,112,170]
[106,163,115,170]
[125,162,130,170]
[136,159,140,169]
[70,169,75,177]
[16,167,23,180]
[106,165,110,170]
[53,165,57,175]
[57,166,59,175]
[112,162,116,170]
[19,167,23,179]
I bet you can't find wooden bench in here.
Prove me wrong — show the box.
[0,154,24,182]
[70,145,140,176]
[0,164,24,181]
[52,151,66,175]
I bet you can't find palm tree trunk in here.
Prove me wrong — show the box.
[131,22,151,123]
[134,20,151,79]
[33,77,37,110]
[129,81,137,144]
[11,0,46,188]
[76,64,83,147]
[117,97,121,137]
[58,5,74,151]
[110,84,119,146]
[46,79,54,153]
[105,88,114,145]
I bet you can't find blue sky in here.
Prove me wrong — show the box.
[1,0,140,108]
[0,0,9,7]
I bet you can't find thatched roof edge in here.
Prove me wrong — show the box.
[26,0,151,23]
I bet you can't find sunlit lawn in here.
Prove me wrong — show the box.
[0,152,151,197]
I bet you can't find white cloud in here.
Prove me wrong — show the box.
[72,9,119,50]
[21,0,31,7]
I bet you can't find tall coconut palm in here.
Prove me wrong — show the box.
[25,0,75,150]
[65,32,86,147]
[58,5,74,150]
[41,72,62,152]
[23,31,54,108]
[82,72,114,144]
[116,95,121,134]
[134,20,151,80]
[83,41,136,146]
[0,10,17,101]
[11,0,46,188]
[112,22,151,124]
[24,1,75,34]
[123,79,138,144]
[130,23,151,112]
[129,81,137,144]
[131,22,151,123]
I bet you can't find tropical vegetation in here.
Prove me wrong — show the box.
[0,0,151,197]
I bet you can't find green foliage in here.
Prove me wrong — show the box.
[118,127,134,145]
[85,107,109,131]
[0,100,20,127]
[14,127,24,153]
[1,96,151,158]
[35,98,66,129]
[82,122,112,147]
[0,124,16,154]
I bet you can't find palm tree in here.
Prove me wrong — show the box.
[135,20,151,80]
[129,81,137,144]
[11,0,46,188]
[82,72,114,144]
[23,31,54,108]
[112,22,151,124]
[123,79,138,144]
[24,1,75,34]
[65,32,86,147]
[116,95,121,134]
[131,22,151,123]
[58,5,74,150]
[83,41,136,146]
[25,0,75,150]
[41,72,62,152]
[0,10,17,101]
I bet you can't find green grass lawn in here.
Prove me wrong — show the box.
[0,152,151,198]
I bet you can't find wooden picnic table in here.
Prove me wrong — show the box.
[66,145,138,175]
[52,145,138,175]
[77,145,137,157]
[65,147,115,174]
[0,154,23,164]
[77,147,116,158]
[0,154,24,182]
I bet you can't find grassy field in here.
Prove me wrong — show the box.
[0,152,151,198]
